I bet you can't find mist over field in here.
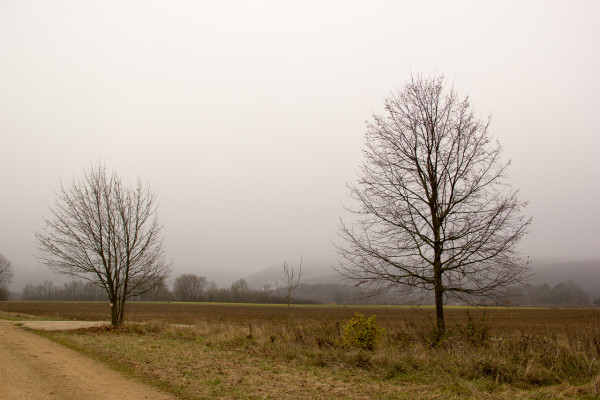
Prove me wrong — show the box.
[1,1,599,294]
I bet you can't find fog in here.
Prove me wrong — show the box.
[1,1,599,290]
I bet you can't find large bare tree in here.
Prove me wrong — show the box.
[338,75,531,336]
[36,163,171,325]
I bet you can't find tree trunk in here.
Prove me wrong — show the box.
[434,274,445,338]
[110,298,119,326]
[118,299,126,325]
[119,279,128,325]
[433,230,445,338]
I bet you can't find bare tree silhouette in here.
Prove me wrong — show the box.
[338,75,531,336]
[36,162,171,325]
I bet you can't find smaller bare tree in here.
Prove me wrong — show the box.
[282,256,302,308]
[230,278,249,302]
[36,163,171,325]
[0,253,13,300]
[173,274,208,302]
[261,281,277,299]
[0,253,13,286]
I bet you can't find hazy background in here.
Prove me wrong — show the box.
[1,0,599,290]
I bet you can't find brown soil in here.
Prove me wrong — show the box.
[0,320,175,399]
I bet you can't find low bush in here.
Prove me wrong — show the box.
[342,313,385,350]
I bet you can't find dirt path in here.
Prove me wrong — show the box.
[0,321,176,400]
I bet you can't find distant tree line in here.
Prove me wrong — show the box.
[21,280,105,301]
[13,274,596,308]
[292,283,406,305]
[511,280,591,307]
[17,274,318,305]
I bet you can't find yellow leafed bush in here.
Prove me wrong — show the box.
[342,313,385,350]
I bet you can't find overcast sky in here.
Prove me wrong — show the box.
[1,0,599,290]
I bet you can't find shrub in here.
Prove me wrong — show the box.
[342,313,385,350]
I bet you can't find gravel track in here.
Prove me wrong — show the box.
[0,320,176,400]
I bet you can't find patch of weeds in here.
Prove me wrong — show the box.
[383,362,409,380]
[523,357,558,385]
[442,381,474,396]
[346,350,372,369]
[143,320,167,334]
[311,352,328,367]
[218,334,257,351]
[388,330,412,348]
[315,335,336,348]
[454,310,488,346]
[473,358,516,384]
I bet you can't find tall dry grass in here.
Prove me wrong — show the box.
[118,311,600,397]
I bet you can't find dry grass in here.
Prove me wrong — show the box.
[2,301,600,399]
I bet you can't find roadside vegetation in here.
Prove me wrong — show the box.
[2,302,599,399]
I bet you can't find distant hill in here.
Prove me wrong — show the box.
[243,263,339,289]
[531,259,600,297]
[244,259,600,298]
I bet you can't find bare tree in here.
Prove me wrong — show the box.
[36,163,171,325]
[230,278,249,302]
[173,273,208,302]
[261,281,277,300]
[338,75,531,336]
[282,256,302,308]
[0,253,12,300]
[0,253,13,286]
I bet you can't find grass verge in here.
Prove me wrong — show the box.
[40,314,600,399]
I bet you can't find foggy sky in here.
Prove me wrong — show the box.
[1,1,599,290]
